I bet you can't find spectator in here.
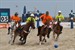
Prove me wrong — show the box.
[69,10,74,29]
[34,10,41,28]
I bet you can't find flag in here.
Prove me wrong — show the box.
[22,6,26,22]
[23,6,26,14]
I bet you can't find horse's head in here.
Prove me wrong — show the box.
[30,22,35,29]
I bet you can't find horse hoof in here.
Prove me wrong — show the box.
[39,42,42,45]
[20,43,24,45]
[41,42,44,44]
[37,34,39,36]
[21,41,26,45]
[45,40,47,42]
[7,33,9,35]
[47,36,50,38]
[8,41,10,44]
[19,39,23,41]
[21,42,25,45]
[11,43,14,45]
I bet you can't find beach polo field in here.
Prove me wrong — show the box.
[0,22,75,50]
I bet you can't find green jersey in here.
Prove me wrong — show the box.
[26,17,35,23]
[55,14,64,22]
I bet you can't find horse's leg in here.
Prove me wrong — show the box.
[39,35,42,45]
[47,28,51,38]
[19,36,23,41]
[11,33,17,45]
[42,36,44,44]
[53,32,55,40]
[19,31,23,41]
[8,27,10,34]
[8,29,13,44]
[44,36,47,42]
[43,36,47,43]
[22,36,26,44]
[21,34,28,45]
[56,34,60,41]
[9,32,13,44]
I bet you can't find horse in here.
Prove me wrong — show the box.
[52,18,63,41]
[8,21,19,44]
[37,20,52,45]
[11,18,35,45]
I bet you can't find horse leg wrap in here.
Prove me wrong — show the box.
[39,42,42,45]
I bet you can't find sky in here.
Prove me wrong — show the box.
[0,0,75,17]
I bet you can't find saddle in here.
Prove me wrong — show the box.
[15,26,23,32]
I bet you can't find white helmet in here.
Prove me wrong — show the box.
[58,11,61,13]
[30,13,34,16]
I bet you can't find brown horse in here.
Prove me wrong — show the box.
[11,19,35,45]
[52,18,63,41]
[37,20,52,45]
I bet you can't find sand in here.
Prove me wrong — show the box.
[0,28,75,50]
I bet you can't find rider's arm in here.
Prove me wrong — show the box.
[55,15,59,20]
[61,15,64,20]
[17,17,21,22]
[26,17,30,23]
[40,14,44,20]
[10,16,13,20]
[33,18,36,23]
[49,16,53,21]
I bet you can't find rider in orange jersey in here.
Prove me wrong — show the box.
[11,12,21,24]
[37,11,53,38]
[40,11,53,25]
[8,12,21,34]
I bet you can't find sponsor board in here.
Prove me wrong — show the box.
[0,23,9,28]
[0,8,10,23]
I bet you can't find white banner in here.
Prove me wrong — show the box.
[21,21,75,28]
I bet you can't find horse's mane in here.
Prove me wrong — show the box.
[57,18,60,25]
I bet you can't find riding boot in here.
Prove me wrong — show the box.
[60,26,63,33]
[37,26,42,36]
[47,28,52,38]
[8,27,10,35]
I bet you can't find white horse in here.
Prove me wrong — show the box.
[8,21,18,44]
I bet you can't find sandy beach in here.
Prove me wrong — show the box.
[0,28,75,50]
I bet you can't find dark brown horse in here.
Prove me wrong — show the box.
[37,20,52,45]
[52,18,63,41]
[11,19,35,45]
